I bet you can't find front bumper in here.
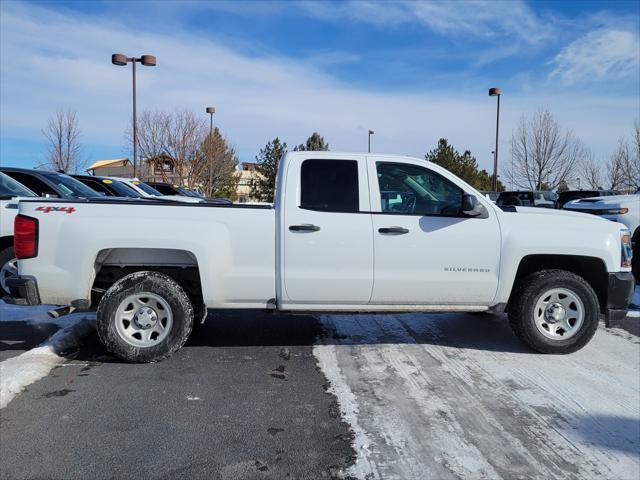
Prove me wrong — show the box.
[604,272,635,328]
[5,276,41,306]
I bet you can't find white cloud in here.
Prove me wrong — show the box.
[301,0,554,45]
[0,2,637,173]
[549,28,640,85]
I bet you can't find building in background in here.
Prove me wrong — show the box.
[235,162,262,203]
[86,157,263,202]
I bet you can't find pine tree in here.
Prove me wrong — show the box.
[293,132,329,152]
[425,138,504,191]
[250,137,288,202]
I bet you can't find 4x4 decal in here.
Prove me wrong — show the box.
[36,206,76,214]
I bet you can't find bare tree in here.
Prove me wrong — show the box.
[41,109,83,173]
[505,109,584,190]
[607,139,629,190]
[580,153,604,189]
[625,121,640,189]
[131,109,238,194]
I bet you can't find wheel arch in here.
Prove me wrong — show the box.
[0,235,13,252]
[91,248,204,312]
[508,254,608,313]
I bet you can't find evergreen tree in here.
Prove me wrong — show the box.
[250,137,288,202]
[293,132,329,152]
[425,138,504,191]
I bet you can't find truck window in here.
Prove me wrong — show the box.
[376,162,463,216]
[300,159,359,212]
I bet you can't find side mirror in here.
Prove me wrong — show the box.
[461,194,487,218]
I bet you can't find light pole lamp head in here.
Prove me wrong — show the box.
[369,129,374,135]
[140,55,156,66]
[489,87,502,96]
[206,107,215,114]
[111,53,128,66]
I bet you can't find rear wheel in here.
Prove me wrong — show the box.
[0,246,17,297]
[96,271,194,362]
[508,270,599,354]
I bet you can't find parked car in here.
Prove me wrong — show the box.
[0,167,103,199]
[555,190,617,209]
[496,191,557,208]
[479,191,498,202]
[145,181,232,204]
[0,172,37,295]
[564,192,640,280]
[71,175,143,198]
[104,177,205,203]
[146,182,202,198]
[7,152,634,362]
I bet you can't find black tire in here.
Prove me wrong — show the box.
[508,269,599,354]
[0,245,16,297]
[96,271,194,363]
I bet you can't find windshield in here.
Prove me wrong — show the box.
[103,179,142,198]
[131,180,163,196]
[42,172,101,198]
[542,191,558,201]
[0,172,36,198]
[497,192,534,207]
[178,186,202,198]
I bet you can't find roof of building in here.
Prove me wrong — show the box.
[86,158,131,171]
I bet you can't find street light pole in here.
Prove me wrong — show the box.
[489,87,502,191]
[112,53,156,178]
[132,59,136,177]
[206,107,215,198]
[368,129,374,153]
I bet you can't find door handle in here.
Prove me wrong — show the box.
[289,224,321,232]
[378,226,409,235]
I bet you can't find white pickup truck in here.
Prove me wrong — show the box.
[7,152,635,362]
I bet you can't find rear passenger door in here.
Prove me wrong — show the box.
[282,156,373,305]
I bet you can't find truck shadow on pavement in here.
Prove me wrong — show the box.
[75,310,532,363]
[0,321,60,360]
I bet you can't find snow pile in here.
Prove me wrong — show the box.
[0,301,95,409]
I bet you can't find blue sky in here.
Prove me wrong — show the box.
[1,0,638,176]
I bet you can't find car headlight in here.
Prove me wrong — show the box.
[603,208,629,215]
[621,230,633,268]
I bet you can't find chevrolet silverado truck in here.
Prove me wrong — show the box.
[7,152,635,362]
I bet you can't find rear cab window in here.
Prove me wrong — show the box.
[299,159,360,213]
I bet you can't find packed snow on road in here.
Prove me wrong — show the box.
[315,307,640,480]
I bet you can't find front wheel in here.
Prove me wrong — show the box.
[96,271,194,362]
[508,270,599,354]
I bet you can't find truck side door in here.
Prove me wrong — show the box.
[368,157,501,306]
[281,155,373,305]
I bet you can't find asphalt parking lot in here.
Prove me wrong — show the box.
[1,304,639,480]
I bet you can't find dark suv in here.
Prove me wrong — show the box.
[0,167,102,199]
[71,174,142,198]
[555,190,617,209]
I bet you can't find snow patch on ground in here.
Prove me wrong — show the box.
[0,301,95,409]
[315,312,640,480]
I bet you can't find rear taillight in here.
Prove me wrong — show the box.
[14,214,38,259]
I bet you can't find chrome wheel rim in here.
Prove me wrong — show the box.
[534,288,584,340]
[114,292,173,347]
[0,257,18,293]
